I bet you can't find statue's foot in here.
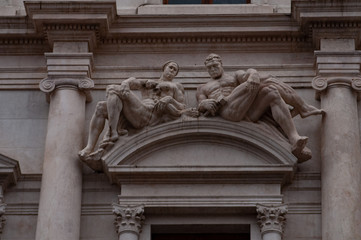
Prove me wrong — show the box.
[81,148,105,172]
[299,105,325,118]
[78,147,92,159]
[296,147,312,163]
[108,131,119,142]
[291,136,308,157]
[118,129,128,136]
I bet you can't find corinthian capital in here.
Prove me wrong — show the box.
[113,204,145,236]
[256,204,288,237]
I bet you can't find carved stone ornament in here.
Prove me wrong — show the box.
[256,204,288,237]
[113,204,145,236]
[312,76,361,100]
[79,55,324,172]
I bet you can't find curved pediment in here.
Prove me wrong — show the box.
[102,118,297,186]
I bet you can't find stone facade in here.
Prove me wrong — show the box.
[0,0,360,239]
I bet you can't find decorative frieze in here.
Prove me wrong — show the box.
[101,36,307,45]
[256,204,288,238]
[112,205,145,236]
[0,38,45,45]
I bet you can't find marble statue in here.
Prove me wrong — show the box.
[79,61,188,160]
[197,53,324,162]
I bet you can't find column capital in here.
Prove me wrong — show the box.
[113,204,145,236]
[256,204,288,237]
[39,46,95,102]
[312,76,361,100]
[313,39,361,100]
[39,76,94,102]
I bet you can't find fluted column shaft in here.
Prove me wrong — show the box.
[35,42,93,240]
[313,39,361,240]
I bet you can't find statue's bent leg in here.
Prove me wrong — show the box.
[248,86,308,153]
[265,79,324,118]
[220,81,259,122]
[106,86,124,142]
[121,95,155,129]
[79,101,108,157]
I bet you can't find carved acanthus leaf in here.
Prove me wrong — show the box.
[113,204,145,236]
[256,204,288,236]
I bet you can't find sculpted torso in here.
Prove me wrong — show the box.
[202,73,239,100]
[139,80,183,103]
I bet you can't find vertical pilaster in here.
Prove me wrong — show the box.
[35,42,94,240]
[113,205,145,240]
[313,39,361,240]
[256,204,288,240]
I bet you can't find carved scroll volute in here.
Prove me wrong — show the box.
[256,204,288,238]
[39,77,94,102]
[312,76,361,100]
[113,204,145,236]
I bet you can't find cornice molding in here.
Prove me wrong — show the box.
[0,1,360,51]
[292,0,361,48]
[117,196,284,209]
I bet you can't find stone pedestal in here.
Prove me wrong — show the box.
[113,205,145,240]
[35,42,93,240]
[313,39,361,240]
[256,204,287,240]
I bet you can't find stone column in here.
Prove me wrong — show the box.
[35,42,93,240]
[256,204,288,240]
[312,39,361,240]
[113,205,145,240]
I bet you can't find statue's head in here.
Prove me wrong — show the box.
[162,60,179,76]
[204,53,224,79]
[204,53,222,66]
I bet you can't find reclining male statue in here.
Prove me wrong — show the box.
[79,60,188,158]
[197,53,324,162]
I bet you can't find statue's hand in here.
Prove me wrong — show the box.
[198,99,219,116]
[246,80,260,92]
[145,80,158,89]
[119,82,130,98]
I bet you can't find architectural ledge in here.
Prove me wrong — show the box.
[137,4,274,15]
[117,196,284,209]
